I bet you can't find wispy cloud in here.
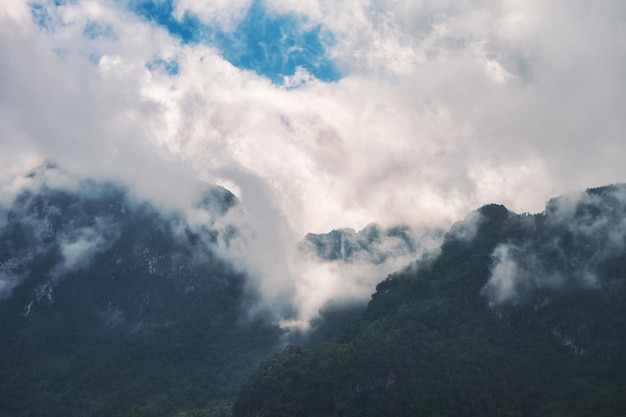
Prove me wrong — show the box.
[484,185,626,304]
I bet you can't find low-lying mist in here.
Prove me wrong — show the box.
[0,164,445,328]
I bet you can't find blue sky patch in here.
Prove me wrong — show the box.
[30,3,53,31]
[146,58,180,76]
[128,0,340,84]
[84,21,116,39]
[88,53,102,65]
[128,0,207,43]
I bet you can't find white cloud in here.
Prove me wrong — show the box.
[172,0,252,30]
[288,225,443,327]
[483,241,564,304]
[1,0,626,322]
[485,244,520,303]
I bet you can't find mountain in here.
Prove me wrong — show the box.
[233,185,626,417]
[299,224,443,265]
[4,172,626,417]
[0,170,282,417]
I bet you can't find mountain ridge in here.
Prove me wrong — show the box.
[2,174,626,416]
[233,184,626,417]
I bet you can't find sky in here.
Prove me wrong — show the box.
[1,0,625,323]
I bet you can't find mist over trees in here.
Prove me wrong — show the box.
[0,173,282,416]
[233,186,626,417]
[2,171,626,416]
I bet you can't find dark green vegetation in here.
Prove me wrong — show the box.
[0,179,281,417]
[3,176,626,417]
[234,186,626,417]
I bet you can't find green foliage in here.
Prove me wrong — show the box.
[4,182,626,417]
[233,189,626,417]
[0,183,281,417]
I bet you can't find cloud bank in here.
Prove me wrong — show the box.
[1,0,625,322]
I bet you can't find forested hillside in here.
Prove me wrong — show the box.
[0,177,281,417]
[3,177,626,417]
[233,186,626,417]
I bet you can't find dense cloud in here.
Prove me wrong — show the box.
[1,1,625,323]
[290,224,443,326]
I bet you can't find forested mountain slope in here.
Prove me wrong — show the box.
[0,175,281,417]
[233,185,626,417]
[3,173,626,417]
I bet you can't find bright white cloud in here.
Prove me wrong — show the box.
[1,0,626,323]
[173,0,252,30]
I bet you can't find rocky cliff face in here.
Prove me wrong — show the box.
[300,224,443,265]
